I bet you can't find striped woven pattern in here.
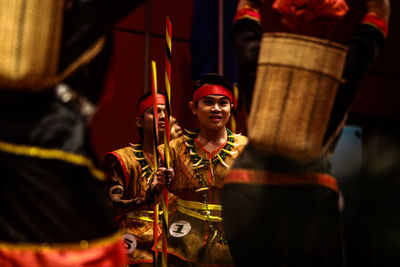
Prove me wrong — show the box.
[0,0,63,89]
[248,32,347,162]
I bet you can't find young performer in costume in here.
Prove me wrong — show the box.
[0,1,147,266]
[155,74,248,266]
[221,0,390,266]
[103,91,180,266]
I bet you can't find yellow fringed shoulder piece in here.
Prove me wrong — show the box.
[142,164,150,171]
[222,148,237,155]
[193,164,205,169]
[226,141,238,147]
[130,143,141,147]
[217,154,229,168]
[184,129,197,135]
[183,135,192,140]
[195,187,209,192]
[185,142,194,148]
[193,158,203,167]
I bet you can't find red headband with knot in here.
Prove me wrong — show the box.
[192,85,235,107]
[138,94,166,116]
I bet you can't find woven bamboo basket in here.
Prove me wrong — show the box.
[247,32,347,162]
[0,0,64,89]
[0,0,105,90]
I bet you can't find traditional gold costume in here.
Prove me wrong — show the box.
[156,129,247,266]
[105,144,177,265]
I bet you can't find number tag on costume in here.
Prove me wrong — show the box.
[169,220,191,238]
[122,233,137,253]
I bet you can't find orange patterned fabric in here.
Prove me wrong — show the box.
[272,0,349,35]
[362,12,389,38]
[233,6,261,24]
[0,235,126,267]
[225,168,338,192]
[273,0,349,20]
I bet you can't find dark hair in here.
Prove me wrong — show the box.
[192,73,233,96]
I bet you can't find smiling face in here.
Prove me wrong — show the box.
[189,95,232,131]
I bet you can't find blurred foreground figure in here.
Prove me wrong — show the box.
[221,0,390,266]
[0,1,145,266]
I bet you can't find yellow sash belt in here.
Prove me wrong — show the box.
[177,198,222,223]
[125,209,163,223]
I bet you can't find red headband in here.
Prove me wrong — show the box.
[192,85,233,105]
[138,94,166,116]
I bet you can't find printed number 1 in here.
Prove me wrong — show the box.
[173,224,185,234]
